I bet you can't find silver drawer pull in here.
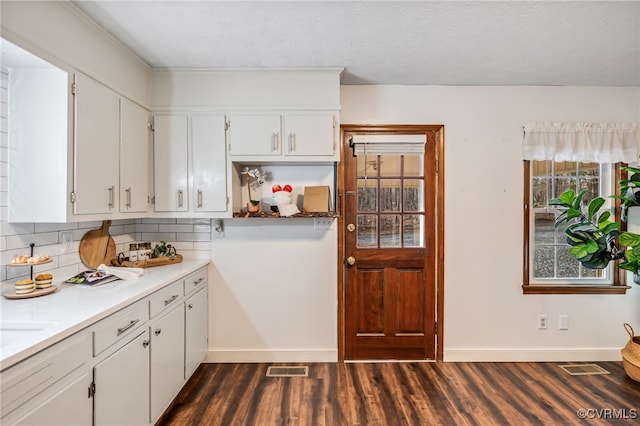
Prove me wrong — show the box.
[116,319,139,336]
[164,294,179,306]
[154,328,161,336]
[188,303,194,310]
[193,277,205,285]
[142,339,150,348]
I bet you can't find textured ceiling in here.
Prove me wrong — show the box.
[71,0,640,86]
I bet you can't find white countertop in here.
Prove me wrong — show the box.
[0,259,210,371]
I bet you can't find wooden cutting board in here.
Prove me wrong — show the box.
[79,220,116,269]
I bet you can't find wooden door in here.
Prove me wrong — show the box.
[342,126,442,360]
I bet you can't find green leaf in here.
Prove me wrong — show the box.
[569,244,589,259]
[599,222,620,234]
[597,211,611,223]
[559,189,575,205]
[585,239,599,254]
[566,208,581,220]
[618,261,637,272]
[619,232,640,247]
[587,197,605,221]
[573,189,588,209]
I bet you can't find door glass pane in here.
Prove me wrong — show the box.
[403,214,424,247]
[379,155,401,177]
[532,177,549,208]
[357,179,377,212]
[380,215,401,248]
[534,245,554,278]
[404,155,423,177]
[380,180,400,212]
[403,180,423,212]
[357,155,378,178]
[357,214,378,248]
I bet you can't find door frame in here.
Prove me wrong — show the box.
[337,124,445,361]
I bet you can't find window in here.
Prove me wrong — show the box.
[523,160,628,294]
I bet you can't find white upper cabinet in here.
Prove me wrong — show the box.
[191,115,228,213]
[120,99,151,214]
[228,114,282,156]
[282,113,336,157]
[73,73,120,216]
[153,114,189,212]
[228,112,337,160]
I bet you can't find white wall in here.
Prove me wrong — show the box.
[341,85,640,361]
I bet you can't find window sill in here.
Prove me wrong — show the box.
[522,285,630,295]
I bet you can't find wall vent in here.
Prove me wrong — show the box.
[266,366,308,377]
[559,364,610,376]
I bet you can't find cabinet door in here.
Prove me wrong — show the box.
[228,114,281,156]
[154,114,189,212]
[14,371,92,426]
[120,98,150,213]
[94,330,150,426]
[192,115,227,212]
[185,287,208,379]
[282,113,335,157]
[74,73,119,215]
[150,304,185,423]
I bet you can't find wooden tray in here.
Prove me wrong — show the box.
[8,258,53,267]
[110,254,183,268]
[3,285,58,300]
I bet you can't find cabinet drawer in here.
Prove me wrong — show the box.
[1,331,90,419]
[149,281,183,318]
[183,267,207,296]
[92,301,147,356]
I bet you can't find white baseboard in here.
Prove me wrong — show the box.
[204,349,338,363]
[444,348,623,362]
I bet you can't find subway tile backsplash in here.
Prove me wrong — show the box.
[0,218,212,283]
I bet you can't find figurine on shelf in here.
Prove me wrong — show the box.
[241,167,264,212]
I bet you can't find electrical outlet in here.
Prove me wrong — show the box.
[61,232,73,252]
[314,217,335,230]
[537,314,548,330]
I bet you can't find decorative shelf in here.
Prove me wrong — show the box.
[232,211,339,218]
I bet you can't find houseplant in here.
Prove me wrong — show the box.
[241,167,264,212]
[550,188,640,282]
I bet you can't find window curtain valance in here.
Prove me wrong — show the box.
[522,122,638,163]
[351,134,426,155]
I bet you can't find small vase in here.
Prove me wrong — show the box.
[247,202,260,213]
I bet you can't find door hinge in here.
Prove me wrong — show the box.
[71,82,77,95]
[70,192,76,203]
[225,120,230,131]
[148,122,154,132]
[88,382,96,398]
[434,322,438,335]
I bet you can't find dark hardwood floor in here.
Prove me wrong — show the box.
[159,362,640,425]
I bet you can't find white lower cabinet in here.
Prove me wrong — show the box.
[1,266,209,426]
[150,304,185,423]
[14,371,93,426]
[93,329,150,426]
[0,331,92,426]
[185,286,208,378]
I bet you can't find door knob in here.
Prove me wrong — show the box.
[346,256,356,266]
[347,223,356,232]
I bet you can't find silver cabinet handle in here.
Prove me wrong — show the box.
[197,190,203,208]
[272,132,278,151]
[116,319,139,336]
[288,133,297,152]
[154,328,161,336]
[142,339,150,348]
[188,303,194,310]
[125,187,132,208]
[178,189,184,208]
[108,186,115,208]
[193,277,205,286]
[164,294,179,306]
